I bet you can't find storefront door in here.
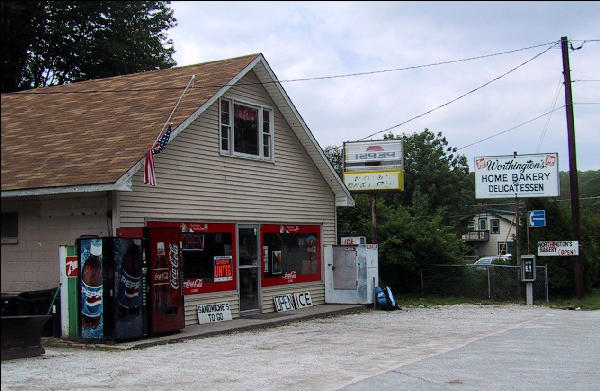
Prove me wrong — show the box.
[238,225,260,313]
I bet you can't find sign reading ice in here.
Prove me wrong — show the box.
[474,153,560,199]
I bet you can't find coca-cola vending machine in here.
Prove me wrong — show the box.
[78,236,145,341]
[144,227,185,334]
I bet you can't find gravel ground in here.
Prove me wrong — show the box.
[1,304,552,391]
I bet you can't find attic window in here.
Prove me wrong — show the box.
[220,99,273,160]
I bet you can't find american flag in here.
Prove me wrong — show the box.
[144,124,172,186]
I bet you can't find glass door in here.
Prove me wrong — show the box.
[238,225,260,313]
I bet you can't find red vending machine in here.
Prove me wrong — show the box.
[144,227,185,334]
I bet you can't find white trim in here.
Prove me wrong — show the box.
[1,181,132,198]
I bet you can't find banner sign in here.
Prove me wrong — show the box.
[538,241,579,256]
[343,171,403,192]
[474,153,559,199]
[344,140,404,172]
[197,302,232,324]
[273,294,296,312]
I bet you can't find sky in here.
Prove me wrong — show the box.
[165,1,599,172]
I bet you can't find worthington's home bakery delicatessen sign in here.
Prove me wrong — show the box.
[474,153,560,199]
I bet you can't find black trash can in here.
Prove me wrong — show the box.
[15,288,61,337]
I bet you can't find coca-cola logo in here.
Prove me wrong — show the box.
[184,278,203,288]
[280,225,300,233]
[169,243,179,289]
[283,271,297,282]
[153,270,169,283]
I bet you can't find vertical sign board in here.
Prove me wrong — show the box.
[343,140,404,192]
[474,153,560,199]
[59,245,79,338]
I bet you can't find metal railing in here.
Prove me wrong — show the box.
[420,264,549,302]
[461,230,490,242]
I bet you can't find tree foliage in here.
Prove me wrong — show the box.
[1,1,177,92]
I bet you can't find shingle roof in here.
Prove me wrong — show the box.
[1,54,259,192]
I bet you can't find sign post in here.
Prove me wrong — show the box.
[521,255,536,305]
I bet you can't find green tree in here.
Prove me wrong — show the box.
[1,1,176,92]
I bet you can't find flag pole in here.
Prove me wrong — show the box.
[151,74,196,146]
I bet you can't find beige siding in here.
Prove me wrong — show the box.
[118,70,336,314]
[1,193,110,293]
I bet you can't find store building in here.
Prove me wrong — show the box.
[1,54,354,324]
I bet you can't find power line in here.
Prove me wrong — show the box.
[457,105,566,151]
[358,42,559,141]
[536,76,563,152]
[11,41,560,96]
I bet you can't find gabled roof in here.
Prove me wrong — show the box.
[1,54,354,206]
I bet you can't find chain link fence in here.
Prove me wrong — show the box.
[419,265,548,302]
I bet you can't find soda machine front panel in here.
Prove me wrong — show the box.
[79,238,104,339]
[113,238,144,340]
[147,227,185,334]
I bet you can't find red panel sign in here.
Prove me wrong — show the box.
[66,255,78,277]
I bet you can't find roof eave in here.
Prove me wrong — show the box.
[1,180,132,198]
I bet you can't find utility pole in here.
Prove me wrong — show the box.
[561,36,583,300]
[371,193,377,243]
[513,152,520,267]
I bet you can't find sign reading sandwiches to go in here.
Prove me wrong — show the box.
[474,153,560,199]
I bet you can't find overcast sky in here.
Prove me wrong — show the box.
[166,1,599,172]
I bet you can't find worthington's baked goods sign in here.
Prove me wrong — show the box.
[474,153,560,199]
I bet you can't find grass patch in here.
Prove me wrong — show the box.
[394,290,600,310]
[394,294,517,308]
[543,289,600,311]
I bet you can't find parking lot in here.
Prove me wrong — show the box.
[2,304,598,390]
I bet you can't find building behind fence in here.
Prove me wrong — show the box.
[420,265,548,302]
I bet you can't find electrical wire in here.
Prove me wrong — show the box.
[457,105,566,151]
[11,41,560,95]
[358,42,559,141]
[536,76,563,152]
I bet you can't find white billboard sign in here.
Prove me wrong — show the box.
[344,140,404,172]
[474,153,560,199]
[538,241,579,256]
[343,171,404,192]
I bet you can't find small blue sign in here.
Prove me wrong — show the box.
[529,210,546,227]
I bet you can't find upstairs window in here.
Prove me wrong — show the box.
[490,219,500,234]
[220,99,273,160]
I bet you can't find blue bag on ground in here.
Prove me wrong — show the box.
[375,286,388,307]
[375,285,400,311]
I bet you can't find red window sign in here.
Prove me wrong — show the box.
[214,256,233,282]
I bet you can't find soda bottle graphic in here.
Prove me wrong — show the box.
[81,240,103,336]
[116,242,142,321]
[155,241,169,313]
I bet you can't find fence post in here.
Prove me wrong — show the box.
[545,265,549,303]
[420,270,424,295]
[487,267,491,299]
